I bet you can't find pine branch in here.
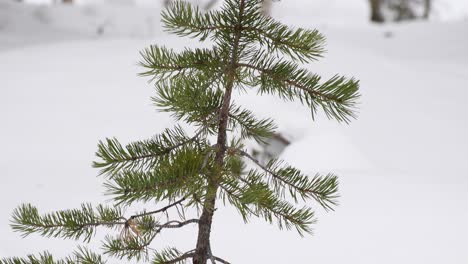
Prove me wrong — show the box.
[139,46,222,81]
[206,245,231,264]
[211,256,230,264]
[0,247,106,264]
[93,125,206,176]
[152,71,224,127]
[67,246,106,264]
[157,219,200,229]
[242,21,326,62]
[103,234,154,261]
[10,201,200,261]
[104,145,208,206]
[223,143,246,178]
[238,149,339,211]
[228,103,277,144]
[219,178,316,236]
[130,197,187,220]
[238,61,360,123]
[10,204,124,243]
[153,248,195,264]
[163,0,325,64]
[162,0,323,62]
[162,1,220,41]
[1,252,60,264]
[103,220,198,261]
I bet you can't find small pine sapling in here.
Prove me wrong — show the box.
[2,1,360,263]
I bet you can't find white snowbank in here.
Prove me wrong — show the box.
[1,1,467,263]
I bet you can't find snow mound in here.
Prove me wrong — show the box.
[0,0,163,50]
[282,129,373,172]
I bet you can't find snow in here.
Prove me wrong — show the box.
[1,0,468,263]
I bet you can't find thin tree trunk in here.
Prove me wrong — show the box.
[423,0,431,19]
[394,0,416,21]
[192,1,246,263]
[369,0,384,23]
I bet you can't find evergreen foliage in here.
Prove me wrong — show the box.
[2,0,359,263]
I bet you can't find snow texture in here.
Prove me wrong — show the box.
[1,0,467,263]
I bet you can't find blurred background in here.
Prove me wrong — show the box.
[1,0,467,263]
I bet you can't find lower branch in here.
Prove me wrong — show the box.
[163,252,195,264]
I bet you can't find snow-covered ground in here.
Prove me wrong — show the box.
[1,0,467,263]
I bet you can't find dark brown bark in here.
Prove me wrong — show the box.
[192,1,246,263]
[369,0,384,23]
